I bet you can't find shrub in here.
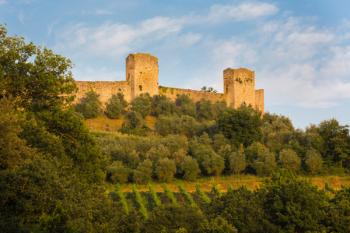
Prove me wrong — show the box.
[105,93,127,119]
[115,184,129,214]
[131,93,152,118]
[106,161,130,184]
[228,145,246,174]
[179,156,200,181]
[133,185,148,219]
[217,105,262,147]
[75,90,102,119]
[305,149,323,174]
[155,158,176,182]
[175,94,196,117]
[133,159,153,184]
[279,148,301,172]
[163,184,178,206]
[151,95,176,116]
[195,184,211,204]
[148,184,161,207]
[246,142,277,176]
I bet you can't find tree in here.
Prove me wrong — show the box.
[105,93,127,119]
[107,161,130,184]
[155,158,176,182]
[260,171,329,232]
[228,145,246,174]
[279,148,301,172]
[196,99,214,120]
[0,98,34,170]
[318,119,350,168]
[155,115,202,137]
[133,159,153,184]
[175,94,196,117]
[151,95,176,116]
[120,111,148,135]
[0,25,76,112]
[190,143,224,176]
[131,93,152,118]
[246,142,277,176]
[305,149,323,174]
[217,105,262,147]
[75,90,102,119]
[179,156,200,181]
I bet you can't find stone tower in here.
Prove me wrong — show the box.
[223,68,256,109]
[126,53,159,100]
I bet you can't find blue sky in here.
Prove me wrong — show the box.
[1,0,350,129]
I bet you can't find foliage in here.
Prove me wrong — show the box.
[75,90,102,119]
[133,185,149,219]
[175,94,196,117]
[151,95,176,116]
[107,161,130,184]
[131,93,152,118]
[217,105,263,147]
[305,149,323,174]
[195,184,211,204]
[179,156,200,181]
[279,148,301,172]
[163,184,178,206]
[178,184,197,208]
[105,93,127,119]
[149,184,161,208]
[227,145,246,174]
[156,158,176,182]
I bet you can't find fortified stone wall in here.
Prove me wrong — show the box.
[74,53,265,113]
[75,81,131,104]
[159,86,225,103]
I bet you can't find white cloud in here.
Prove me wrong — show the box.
[56,16,185,58]
[207,2,278,23]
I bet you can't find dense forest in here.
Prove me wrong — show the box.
[1,24,350,232]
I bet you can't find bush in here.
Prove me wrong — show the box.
[246,142,276,176]
[151,95,176,116]
[132,159,153,184]
[75,90,102,119]
[131,93,152,118]
[175,94,196,117]
[191,144,224,176]
[228,145,246,174]
[305,149,323,174]
[155,158,176,182]
[179,156,200,181]
[105,93,127,119]
[155,114,202,137]
[107,161,130,184]
[279,148,301,172]
[217,105,262,147]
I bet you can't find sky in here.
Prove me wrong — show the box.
[1,0,350,129]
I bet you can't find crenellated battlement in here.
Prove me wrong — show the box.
[75,53,264,113]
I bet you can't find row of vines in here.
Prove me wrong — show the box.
[112,184,223,219]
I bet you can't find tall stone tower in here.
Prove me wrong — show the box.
[126,53,159,100]
[223,68,256,109]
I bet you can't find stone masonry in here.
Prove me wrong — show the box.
[75,53,264,113]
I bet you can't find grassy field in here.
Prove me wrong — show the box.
[106,175,350,193]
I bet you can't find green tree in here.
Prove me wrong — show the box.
[133,159,153,184]
[246,142,277,176]
[175,94,196,117]
[179,156,200,181]
[318,119,350,168]
[261,171,329,232]
[151,95,176,116]
[228,145,246,174]
[279,148,301,172]
[131,93,152,118]
[75,90,102,119]
[0,25,76,111]
[105,93,127,119]
[107,161,130,184]
[217,105,262,147]
[0,98,34,170]
[305,149,323,174]
[190,143,224,176]
[196,99,214,120]
[120,111,148,135]
[155,158,176,182]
